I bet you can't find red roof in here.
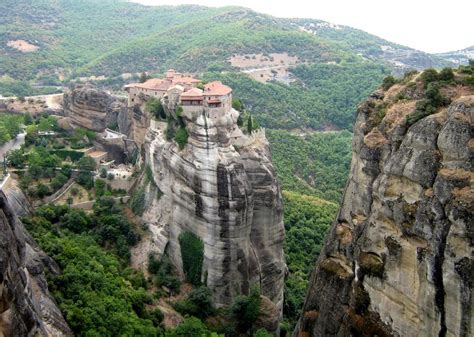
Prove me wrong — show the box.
[204,81,232,96]
[180,88,204,100]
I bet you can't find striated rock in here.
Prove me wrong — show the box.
[0,189,72,337]
[294,86,473,336]
[133,105,286,325]
[63,85,130,135]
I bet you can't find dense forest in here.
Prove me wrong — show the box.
[203,63,387,130]
[267,130,352,203]
[282,191,338,327]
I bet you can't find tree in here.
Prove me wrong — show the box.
[174,127,189,149]
[382,75,396,90]
[7,149,25,167]
[146,97,166,119]
[36,183,50,198]
[179,232,204,286]
[166,317,209,337]
[230,287,261,334]
[139,72,148,83]
[100,168,107,178]
[76,156,96,188]
[247,114,253,134]
[61,209,92,233]
[95,179,106,197]
[420,68,438,87]
[174,287,215,319]
[23,112,33,125]
[232,98,244,111]
[51,173,68,191]
[438,67,454,82]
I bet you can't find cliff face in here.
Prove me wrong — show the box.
[0,188,72,337]
[294,77,473,337]
[133,106,286,323]
[63,86,130,135]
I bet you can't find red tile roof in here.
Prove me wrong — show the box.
[204,81,232,96]
[180,88,204,100]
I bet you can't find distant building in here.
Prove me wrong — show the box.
[124,70,244,141]
[124,69,201,105]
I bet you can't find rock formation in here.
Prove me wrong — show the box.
[63,85,130,135]
[294,74,473,337]
[0,188,72,336]
[133,104,286,320]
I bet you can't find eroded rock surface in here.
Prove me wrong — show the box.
[0,189,72,337]
[63,85,130,134]
[294,81,473,336]
[134,107,286,320]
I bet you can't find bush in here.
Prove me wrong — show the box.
[166,317,209,337]
[100,168,107,178]
[229,287,261,334]
[146,97,166,119]
[381,75,396,90]
[420,68,438,87]
[179,231,204,286]
[95,179,106,197]
[174,287,214,319]
[438,67,455,82]
[51,173,68,191]
[130,187,146,215]
[174,127,189,149]
[61,209,92,233]
[107,172,115,180]
[36,183,50,198]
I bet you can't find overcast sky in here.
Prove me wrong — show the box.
[131,0,473,53]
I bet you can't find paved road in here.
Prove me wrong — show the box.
[0,132,26,159]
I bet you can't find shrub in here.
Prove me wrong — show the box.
[179,231,204,286]
[381,75,396,90]
[51,173,68,191]
[107,172,115,180]
[95,179,106,197]
[174,127,189,149]
[174,287,215,319]
[420,68,438,87]
[61,209,92,233]
[229,287,261,334]
[36,183,50,198]
[130,187,146,215]
[146,97,166,119]
[100,168,107,178]
[148,309,164,326]
[438,67,455,82]
[232,98,244,111]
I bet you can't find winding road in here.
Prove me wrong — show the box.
[0,132,26,159]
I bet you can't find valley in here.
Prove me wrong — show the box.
[0,1,472,336]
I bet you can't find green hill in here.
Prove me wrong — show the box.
[1,0,454,131]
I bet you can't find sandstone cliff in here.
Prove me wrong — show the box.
[63,85,130,135]
[132,106,286,325]
[0,188,72,336]
[294,73,473,337]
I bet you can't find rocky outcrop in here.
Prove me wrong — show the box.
[133,106,286,322]
[0,189,72,336]
[63,85,130,135]
[294,79,473,336]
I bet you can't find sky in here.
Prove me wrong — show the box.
[131,0,473,53]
